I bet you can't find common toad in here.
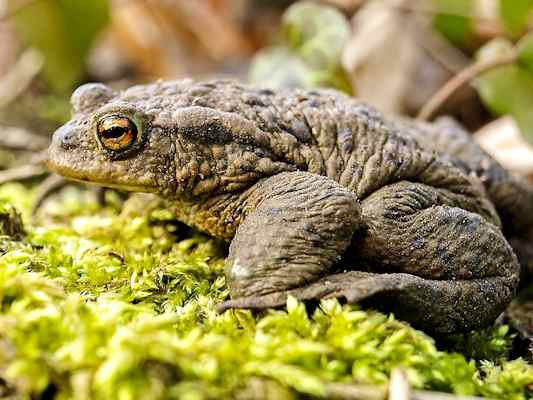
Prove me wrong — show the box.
[47,80,533,334]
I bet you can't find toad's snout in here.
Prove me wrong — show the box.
[51,123,78,150]
[45,121,89,177]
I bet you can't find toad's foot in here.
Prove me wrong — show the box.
[217,271,517,334]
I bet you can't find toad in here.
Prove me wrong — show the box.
[47,79,533,334]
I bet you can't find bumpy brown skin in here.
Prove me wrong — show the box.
[46,79,530,334]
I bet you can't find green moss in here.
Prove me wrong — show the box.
[0,185,532,399]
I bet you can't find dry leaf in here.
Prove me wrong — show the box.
[475,116,533,176]
[342,0,420,113]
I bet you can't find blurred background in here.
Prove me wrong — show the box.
[1,0,533,183]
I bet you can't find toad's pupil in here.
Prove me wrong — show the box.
[103,126,128,139]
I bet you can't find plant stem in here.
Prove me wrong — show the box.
[416,53,517,121]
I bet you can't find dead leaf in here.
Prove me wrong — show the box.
[475,116,533,176]
[342,0,420,113]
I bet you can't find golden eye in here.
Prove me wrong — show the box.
[97,116,138,151]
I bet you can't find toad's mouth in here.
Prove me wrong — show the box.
[47,163,157,193]
[64,176,156,193]
[45,153,157,194]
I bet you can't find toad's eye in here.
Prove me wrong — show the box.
[97,116,138,151]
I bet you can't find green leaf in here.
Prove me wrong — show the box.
[517,32,533,73]
[475,38,533,144]
[12,0,110,94]
[433,0,474,49]
[248,1,352,94]
[499,0,533,38]
[249,47,316,89]
[248,47,353,94]
[282,1,350,70]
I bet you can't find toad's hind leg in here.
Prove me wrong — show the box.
[352,181,519,333]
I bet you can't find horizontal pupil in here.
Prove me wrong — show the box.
[103,126,128,139]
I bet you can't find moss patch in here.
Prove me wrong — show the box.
[0,184,532,399]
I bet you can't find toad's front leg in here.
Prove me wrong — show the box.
[221,171,362,307]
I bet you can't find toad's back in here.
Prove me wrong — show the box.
[129,80,499,225]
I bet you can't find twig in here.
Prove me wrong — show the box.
[411,392,493,400]
[325,382,387,400]
[0,49,43,109]
[384,0,494,22]
[31,174,66,215]
[0,164,47,185]
[324,371,493,400]
[0,126,49,151]
[389,369,410,400]
[410,16,470,75]
[416,53,517,121]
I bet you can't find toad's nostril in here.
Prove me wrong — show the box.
[53,125,77,150]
